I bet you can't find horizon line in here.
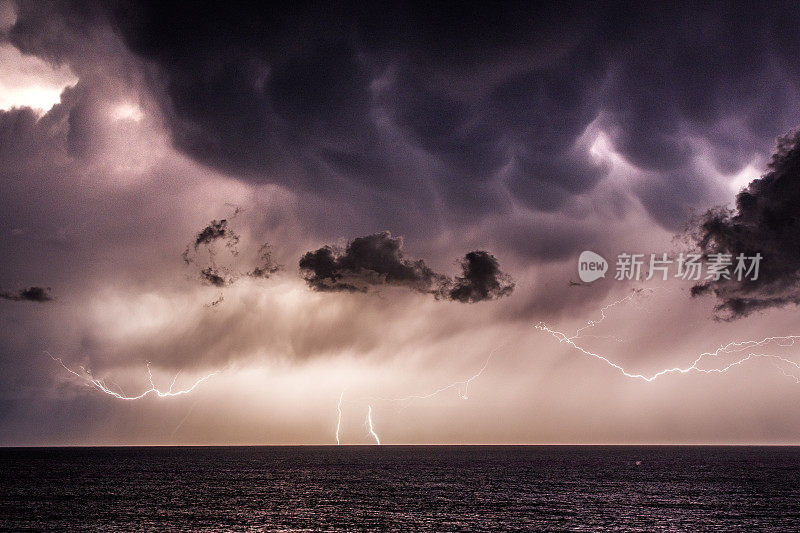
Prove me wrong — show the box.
[3,442,800,448]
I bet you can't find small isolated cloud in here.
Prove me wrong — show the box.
[299,231,514,303]
[184,217,239,287]
[200,267,228,288]
[248,244,282,278]
[438,251,515,303]
[182,216,241,265]
[185,212,282,290]
[205,294,224,308]
[0,286,53,302]
[691,130,800,319]
[193,218,239,250]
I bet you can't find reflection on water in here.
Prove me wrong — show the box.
[1,446,799,531]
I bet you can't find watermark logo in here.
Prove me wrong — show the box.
[578,251,608,282]
[576,252,762,283]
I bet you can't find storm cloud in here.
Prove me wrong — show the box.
[692,130,800,319]
[8,1,800,248]
[299,232,443,294]
[299,231,513,303]
[0,286,52,302]
[439,251,515,304]
[5,1,800,445]
[102,1,800,233]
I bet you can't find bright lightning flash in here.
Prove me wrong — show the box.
[336,344,506,444]
[48,352,219,400]
[366,405,380,445]
[536,291,800,383]
[336,392,343,445]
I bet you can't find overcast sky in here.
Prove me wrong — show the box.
[2,1,800,445]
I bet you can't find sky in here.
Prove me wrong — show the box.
[2,1,800,445]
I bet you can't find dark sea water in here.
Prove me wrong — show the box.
[1,446,799,531]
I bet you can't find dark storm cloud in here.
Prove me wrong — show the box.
[100,1,800,233]
[440,251,515,304]
[103,2,610,220]
[299,231,513,303]
[0,286,53,302]
[299,232,442,293]
[690,131,800,319]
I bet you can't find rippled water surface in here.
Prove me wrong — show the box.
[1,446,799,531]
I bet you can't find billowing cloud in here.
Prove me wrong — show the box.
[439,251,515,303]
[4,1,800,446]
[104,2,800,233]
[299,231,513,303]
[299,232,443,294]
[691,131,800,319]
[0,286,52,302]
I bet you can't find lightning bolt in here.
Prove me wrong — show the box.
[336,392,343,445]
[170,399,201,439]
[47,352,219,400]
[365,405,380,445]
[536,293,800,382]
[568,288,651,342]
[373,342,507,405]
[334,344,507,444]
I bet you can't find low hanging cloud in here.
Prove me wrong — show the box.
[205,294,224,309]
[691,130,800,319]
[299,232,442,293]
[199,267,228,288]
[184,218,240,287]
[193,219,240,250]
[248,244,282,279]
[183,211,281,290]
[0,286,53,302]
[299,231,514,303]
[439,251,515,303]
[182,216,241,266]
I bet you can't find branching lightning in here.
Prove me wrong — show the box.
[373,342,507,405]
[536,291,800,383]
[335,344,506,444]
[568,288,651,342]
[365,405,380,445]
[336,392,343,445]
[47,352,219,400]
[332,290,800,445]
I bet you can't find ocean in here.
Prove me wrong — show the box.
[1,446,798,531]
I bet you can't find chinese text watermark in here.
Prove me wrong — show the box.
[578,251,762,283]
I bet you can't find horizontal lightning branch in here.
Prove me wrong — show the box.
[369,343,507,405]
[336,344,507,444]
[47,351,219,400]
[536,291,800,382]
